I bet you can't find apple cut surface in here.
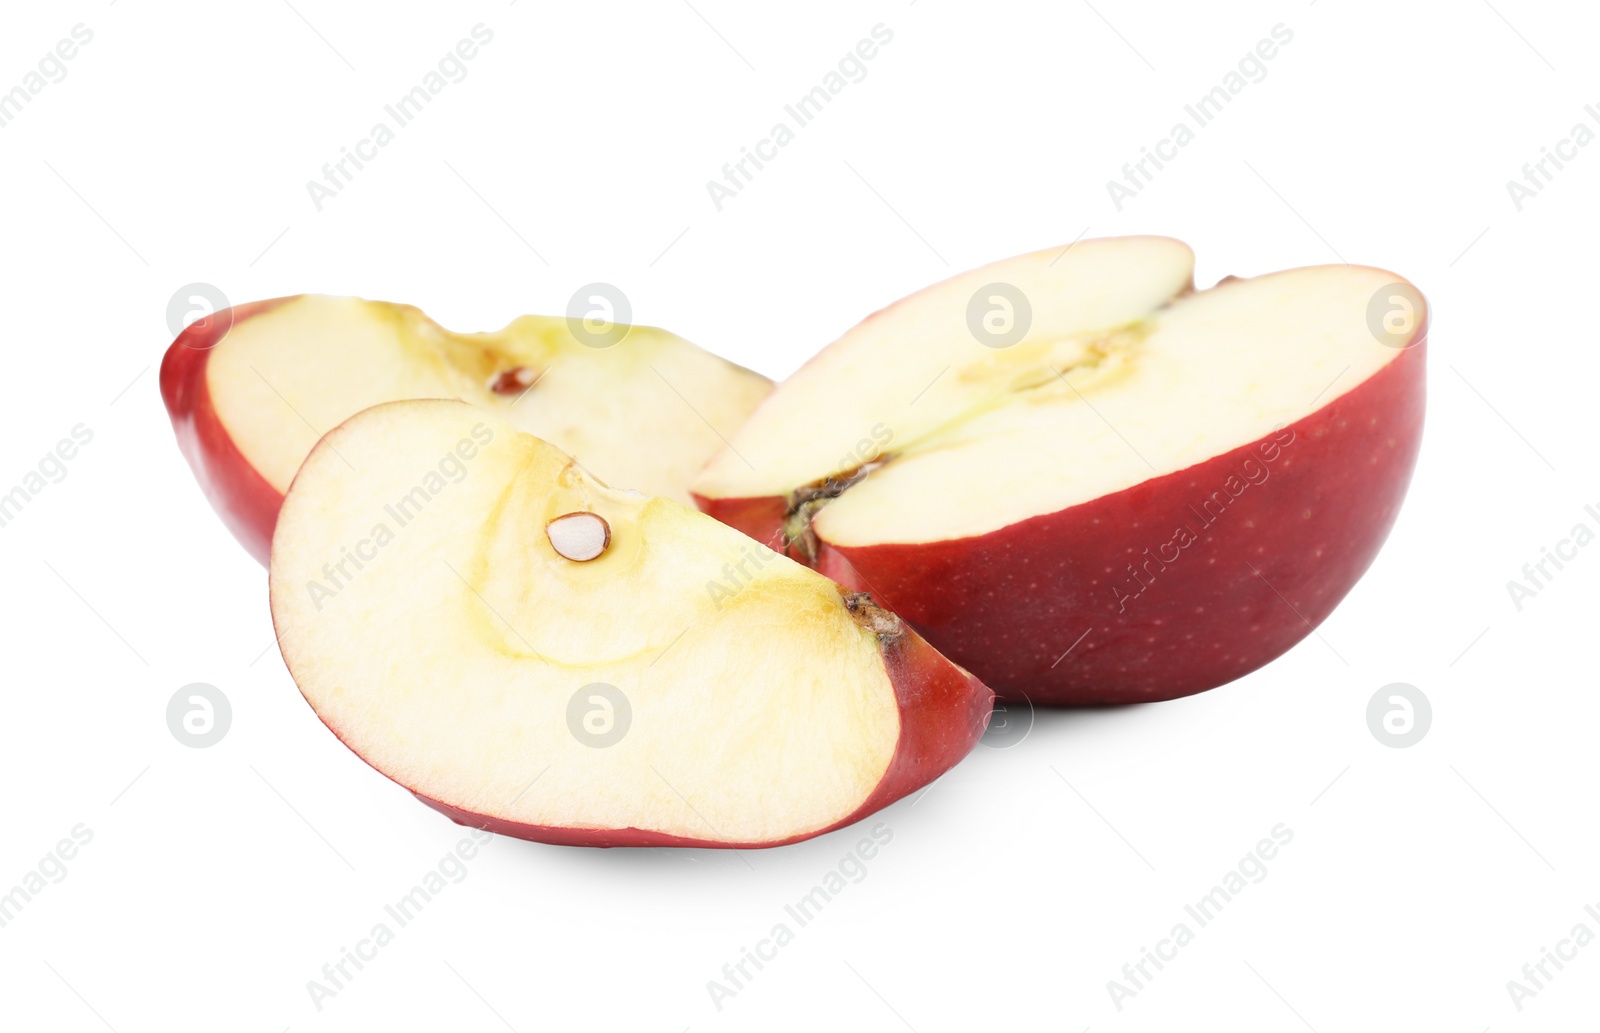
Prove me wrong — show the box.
[161,295,772,563]
[268,400,991,848]
[692,239,1427,705]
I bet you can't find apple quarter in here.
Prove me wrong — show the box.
[269,400,993,848]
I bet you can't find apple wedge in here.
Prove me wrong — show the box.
[161,295,772,564]
[268,399,992,848]
[692,238,1427,705]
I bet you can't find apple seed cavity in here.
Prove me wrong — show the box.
[783,459,888,563]
[843,592,903,640]
[489,366,540,395]
[546,511,611,562]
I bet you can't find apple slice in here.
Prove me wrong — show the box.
[268,399,992,848]
[692,238,1427,705]
[161,295,772,564]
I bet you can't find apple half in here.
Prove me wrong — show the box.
[268,399,992,848]
[692,237,1427,705]
[161,295,772,564]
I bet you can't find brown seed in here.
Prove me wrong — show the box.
[489,366,539,395]
[546,512,611,562]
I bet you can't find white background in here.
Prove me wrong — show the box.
[0,1,1594,1030]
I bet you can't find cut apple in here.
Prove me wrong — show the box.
[268,399,992,848]
[161,295,773,564]
[693,238,1427,705]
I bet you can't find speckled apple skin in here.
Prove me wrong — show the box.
[698,331,1425,706]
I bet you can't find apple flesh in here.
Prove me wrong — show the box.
[268,400,992,848]
[161,295,773,564]
[692,238,1427,705]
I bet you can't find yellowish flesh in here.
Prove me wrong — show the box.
[693,236,1196,502]
[694,240,1416,547]
[207,295,773,505]
[269,401,900,843]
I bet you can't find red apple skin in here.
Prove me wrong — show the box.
[407,624,993,848]
[698,332,1426,706]
[159,298,294,565]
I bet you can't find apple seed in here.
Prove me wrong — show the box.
[489,366,540,395]
[546,511,611,562]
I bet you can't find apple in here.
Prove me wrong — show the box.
[268,399,992,848]
[692,237,1427,705]
[161,295,772,564]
